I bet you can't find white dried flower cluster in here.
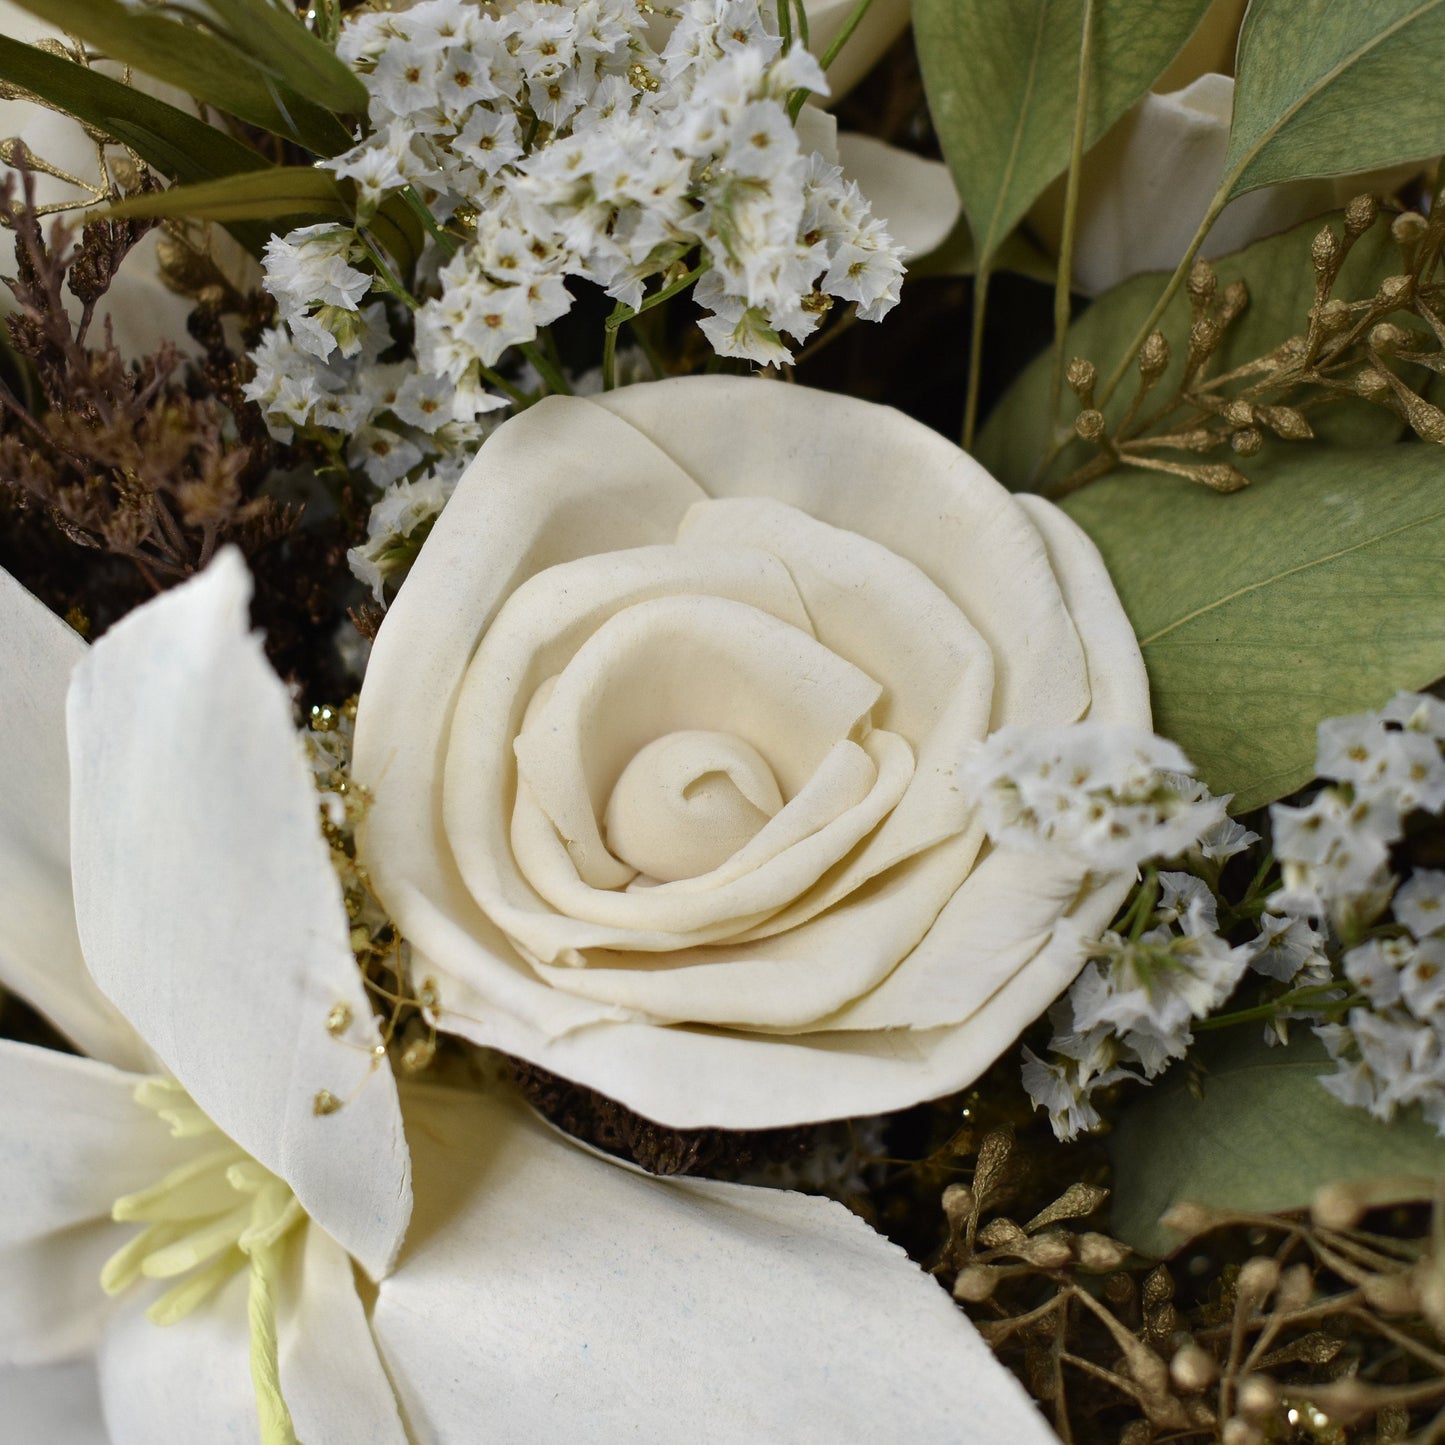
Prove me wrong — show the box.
[244,0,905,500]
[347,460,465,602]
[961,722,1232,873]
[1269,692,1445,931]
[1261,691,1445,1131]
[1023,872,1257,1140]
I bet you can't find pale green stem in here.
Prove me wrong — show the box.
[1048,0,1095,431]
[247,1240,300,1445]
[788,0,874,120]
[818,0,875,70]
[961,261,991,451]
[519,341,572,396]
[1096,186,1230,408]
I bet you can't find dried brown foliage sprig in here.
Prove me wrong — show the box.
[940,1124,1445,1445]
[0,161,284,582]
[0,160,369,694]
[1053,189,1445,500]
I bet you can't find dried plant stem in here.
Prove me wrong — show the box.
[1048,0,1095,432]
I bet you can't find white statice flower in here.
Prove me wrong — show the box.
[1278,693,1445,1134]
[1022,1007,1132,1141]
[1249,912,1329,984]
[961,721,1228,873]
[0,556,1054,1442]
[1397,869,1445,940]
[349,462,465,601]
[247,0,908,478]
[1270,692,1445,930]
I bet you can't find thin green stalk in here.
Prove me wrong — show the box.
[1194,985,1360,1033]
[1048,0,1095,431]
[360,232,420,311]
[1097,187,1230,408]
[479,364,534,407]
[789,0,873,120]
[819,0,875,70]
[962,262,991,451]
[519,340,572,395]
[793,0,810,50]
[398,185,457,260]
[602,304,624,390]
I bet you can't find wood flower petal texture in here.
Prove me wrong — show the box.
[353,377,1151,1127]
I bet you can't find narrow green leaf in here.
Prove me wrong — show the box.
[105,167,348,225]
[0,34,265,184]
[1109,1031,1445,1258]
[188,0,368,118]
[913,0,1214,269]
[107,169,422,273]
[976,210,1404,493]
[3,0,354,154]
[1223,0,1445,201]
[1059,445,1445,812]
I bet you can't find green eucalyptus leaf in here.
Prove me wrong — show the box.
[1109,1031,1445,1259]
[912,0,1215,270]
[3,0,353,154]
[1059,445,1445,812]
[0,34,266,184]
[1223,0,1445,201]
[976,209,1404,493]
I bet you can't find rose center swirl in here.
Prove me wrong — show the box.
[603,729,785,883]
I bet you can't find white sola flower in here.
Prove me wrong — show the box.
[0,557,1054,1441]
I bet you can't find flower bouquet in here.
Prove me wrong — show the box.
[1,1,1444,1441]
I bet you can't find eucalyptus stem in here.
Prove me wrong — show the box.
[962,262,991,451]
[1097,188,1229,407]
[1048,0,1095,432]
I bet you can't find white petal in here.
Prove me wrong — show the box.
[0,1041,192,1365]
[0,1359,108,1445]
[1030,74,1419,295]
[592,381,1090,733]
[97,1275,258,1445]
[0,567,149,1071]
[67,552,410,1280]
[374,1085,1052,1445]
[837,132,962,260]
[1014,494,1151,725]
[279,1227,409,1445]
[97,1224,407,1445]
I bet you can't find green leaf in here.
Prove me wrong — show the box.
[106,167,349,225]
[908,212,1058,283]
[975,209,1404,493]
[0,34,265,184]
[1109,1030,1445,1258]
[912,0,1215,270]
[3,0,353,154]
[1223,0,1445,201]
[1059,445,1445,811]
[185,0,368,118]
[107,170,424,273]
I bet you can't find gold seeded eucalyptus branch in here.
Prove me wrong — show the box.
[1046,190,1445,502]
[944,1128,1445,1445]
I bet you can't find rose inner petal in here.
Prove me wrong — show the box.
[604,730,783,883]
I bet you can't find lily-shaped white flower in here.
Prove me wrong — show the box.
[0,553,1057,1442]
